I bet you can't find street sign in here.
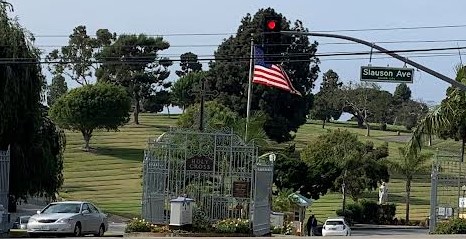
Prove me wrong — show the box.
[360,66,414,83]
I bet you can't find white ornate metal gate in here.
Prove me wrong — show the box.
[142,128,257,224]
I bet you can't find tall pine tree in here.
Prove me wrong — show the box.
[208,8,319,142]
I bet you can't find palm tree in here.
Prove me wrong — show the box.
[407,65,466,157]
[233,111,269,146]
[387,147,432,222]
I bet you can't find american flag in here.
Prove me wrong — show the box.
[252,46,301,96]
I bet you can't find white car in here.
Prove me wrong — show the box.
[27,201,108,237]
[322,218,351,236]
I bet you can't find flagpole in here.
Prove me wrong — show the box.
[245,36,254,142]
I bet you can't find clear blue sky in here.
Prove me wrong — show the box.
[7,0,466,113]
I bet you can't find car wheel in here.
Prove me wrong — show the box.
[73,222,82,237]
[94,224,105,237]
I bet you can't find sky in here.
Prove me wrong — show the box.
[6,0,466,116]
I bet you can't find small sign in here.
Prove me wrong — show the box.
[460,197,466,208]
[360,66,414,83]
[233,181,250,198]
[438,207,445,216]
[186,156,213,171]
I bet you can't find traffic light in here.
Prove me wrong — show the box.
[264,17,281,33]
[263,16,282,64]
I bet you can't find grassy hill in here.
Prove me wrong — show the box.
[60,114,463,221]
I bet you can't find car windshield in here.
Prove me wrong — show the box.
[326,220,344,225]
[42,203,81,214]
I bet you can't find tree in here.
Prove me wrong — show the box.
[0,2,65,208]
[49,83,131,151]
[393,83,412,104]
[207,8,319,142]
[300,129,389,201]
[47,75,68,106]
[143,89,171,115]
[171,72,204,112]
[311,69,343,128]
[46,25,115,85]
[176,52,202,77]
[342,82,393,136]
[394,100,428,130]
[408,65,466,160]
[387,147,431,222]
[96,34,172,124]
[177,101,238,129]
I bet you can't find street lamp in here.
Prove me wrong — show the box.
[269,153,276,163]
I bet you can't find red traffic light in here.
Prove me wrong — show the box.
[267,20,277,30]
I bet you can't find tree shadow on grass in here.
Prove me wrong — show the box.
[61,185,98,193]
[92,146,144,162]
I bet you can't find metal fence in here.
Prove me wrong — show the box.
[429,151,465,233]
[142,128,257,224]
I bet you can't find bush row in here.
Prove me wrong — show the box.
[336,200,396,225]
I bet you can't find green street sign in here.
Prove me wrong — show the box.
[360,66,414,83]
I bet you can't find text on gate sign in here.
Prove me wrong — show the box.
[186,155,214,171]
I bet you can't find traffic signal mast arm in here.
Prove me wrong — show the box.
[281,31,466,91]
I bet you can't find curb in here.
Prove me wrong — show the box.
[351,224,428,230]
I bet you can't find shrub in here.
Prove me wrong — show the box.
[336,209,354,225]
[378,203,396,224]
[125,218,152,233]
[435,218,466,234]
[214,218,250,234]
[361,200,379,224]
[192,207,212,232]
[125,218,170,233]
[336,201,396,225]
[347,203,363,223]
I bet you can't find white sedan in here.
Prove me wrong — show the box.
[322,218,351,236]
[27,201,108,237]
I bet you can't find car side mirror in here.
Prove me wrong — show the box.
[82,209,90,214]
[36,210,41,215]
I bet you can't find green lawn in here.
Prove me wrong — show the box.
[59,115,463,221]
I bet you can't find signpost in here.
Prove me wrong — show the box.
[361,66,414,83]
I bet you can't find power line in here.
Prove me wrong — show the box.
[9,39,466,49]
[29,24,466,38]
[315,24,466,33]
[1,45,464,64]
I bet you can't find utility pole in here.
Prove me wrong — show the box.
[281,31,466,91]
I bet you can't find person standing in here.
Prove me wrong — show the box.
[306,214,317,236]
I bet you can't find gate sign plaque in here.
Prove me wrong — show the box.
[360,66,414,83]
[233,181,250,198]
[186,156,214,171]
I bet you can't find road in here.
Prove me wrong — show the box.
[101,226,440,238]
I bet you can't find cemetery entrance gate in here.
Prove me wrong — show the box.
[142,128,272,235]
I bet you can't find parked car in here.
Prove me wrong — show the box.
[12,216,30,229]
[322,217,351,236]
[27,201,108,237]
